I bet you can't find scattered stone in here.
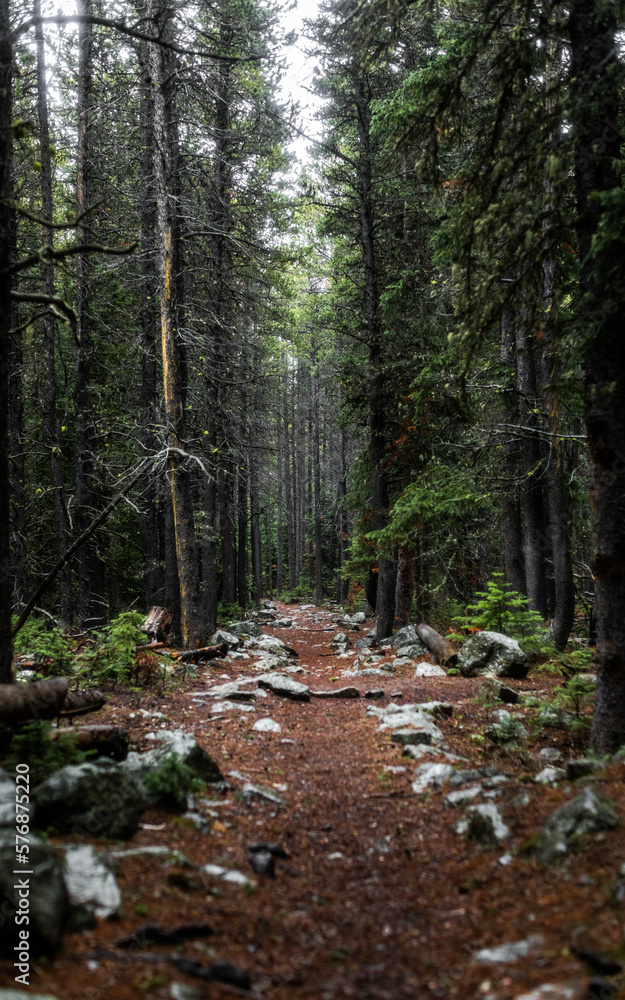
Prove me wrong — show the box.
[253,718,281,733]
[534,767,566,784]
[474,935,543,964]
[0,830,69,957]
[391,625,421,649]
[331,632,351,647]
[415,662,446,677]
[246,634,288,653]
[256,610,276,623]
[538,707,577,729]
[449,768,488,788]
[207,630,241,650]
[251,654,290,672]
[171,982,202,1000]
[353,636,375,649]
[63,844,121,923]
[566,759,602,781]
[446,785,484,807]
[385,765,407,774]
[208,681,256,702]
[483,677,520,703]
[403,745,468,763]
[390,691,404,698]
[34,758,144,838]
[108,846,192,865]
[212,700,255,714]
[344,612,366,625]
[257,672,311,701]
[310,687,360,699]
[412,762,455,793]
[241,782,285,807]
[227,619,263,637]
[512,986,586,1000]
[539,747,564,765]
[200,863,255,889]
[365,689,385,699]
[536,786,619,865]
[273,617,294,628]
[457,630,530,678]
[391,728,437,746]
[393,657,412,667]
[456,803,510,843]
[141,730,224,782]
[0,993,60,1000]
[370,703,445,744]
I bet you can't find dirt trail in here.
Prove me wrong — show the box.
[1,602,624,1000]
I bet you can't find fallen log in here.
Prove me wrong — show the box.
[415,624,458,667]
[49,724,129,760]
[0,677,68,725]
[174,643,228,664]
[0,678,106,727]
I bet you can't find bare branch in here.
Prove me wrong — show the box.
[5,241,137,277]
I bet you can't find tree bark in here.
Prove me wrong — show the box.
[500,310,526,595]
[567,0,625,753]
[415,624,457,668]
[74,0,105,628]
[313,351,324,606]
[395,545,415,628]
[149,6,202,647]
[354,72,395,637]
[0,0,13,682]
[237,462,248,610]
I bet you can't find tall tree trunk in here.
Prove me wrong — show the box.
[354,73,395,637]
[220,458,237,603]
[250,454,262,607]
[500,310,526,595]
[0,0,13,681]
[138,42,161,610]
[337,424,349,603]
[276,404,284,596]
[8,304,27,610]
[202,440,218,637]
[284,390,295,590]
[515,309,548,617]
[74,0,104,628]
[149,8,201,646]
[237,462,248,610]
[312,354,323,606]
[36,1,72,625]
[395,545,415,628]
[568,1,625,753]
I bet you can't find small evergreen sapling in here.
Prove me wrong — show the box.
[452,573,547,651]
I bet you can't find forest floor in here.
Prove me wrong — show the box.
[2,601,625,1000]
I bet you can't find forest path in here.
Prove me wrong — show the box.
[4,603,623,1000]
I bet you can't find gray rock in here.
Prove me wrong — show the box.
[482,677,520,703]
[246,635,287,653]
[0,830,69,956]
[252,718,281,733]
[534,767,566,784]
[404,746,468,763]
[538,707,576,729]
[256,611,276,622]
[200,863,255,888]
[273,617,294,628]
[566,758,602,780]
[364,689,385,699]
[396,643,427,660]
[391,625,420,649]
[0,770,20,829]
[457,631,530,679]
[536,785,619,865]
[446,785,484,807]
[208,681,256,701]
[539,747,563,765]
[331,632,351,647]
[412,762,455,793]
[208,629,241,650]
[415,662,446,677]
[252,655,290,672]
[371,703,445,744]
[353,636,375,649]
[170,984,202,1000]
[257,672,310,701]
[473,934,543,964]
[34,758,144,838]
[212,699,255,714]
[391,728,438,746]
[143,730,223,782]
[310,687,360,699]
[227,619,263,638]
[345,612,366,624]
[0,993,60,1000]
[241,782,285,806]
[108,846,192,865]
[513,985,583,1000]
[456,803,510,843]
[62,844,121,922]
[449,768,487,788]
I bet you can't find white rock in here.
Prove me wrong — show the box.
[253,718,281,733]
[415,662,446,677]
[534,766,566,784]
[412,762,455,793]
[473,935,543,964]
[63,844,121,919]
[514,985,582,1000]
[200,863,255,888]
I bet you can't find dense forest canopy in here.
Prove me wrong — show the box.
[0,0,624,752]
